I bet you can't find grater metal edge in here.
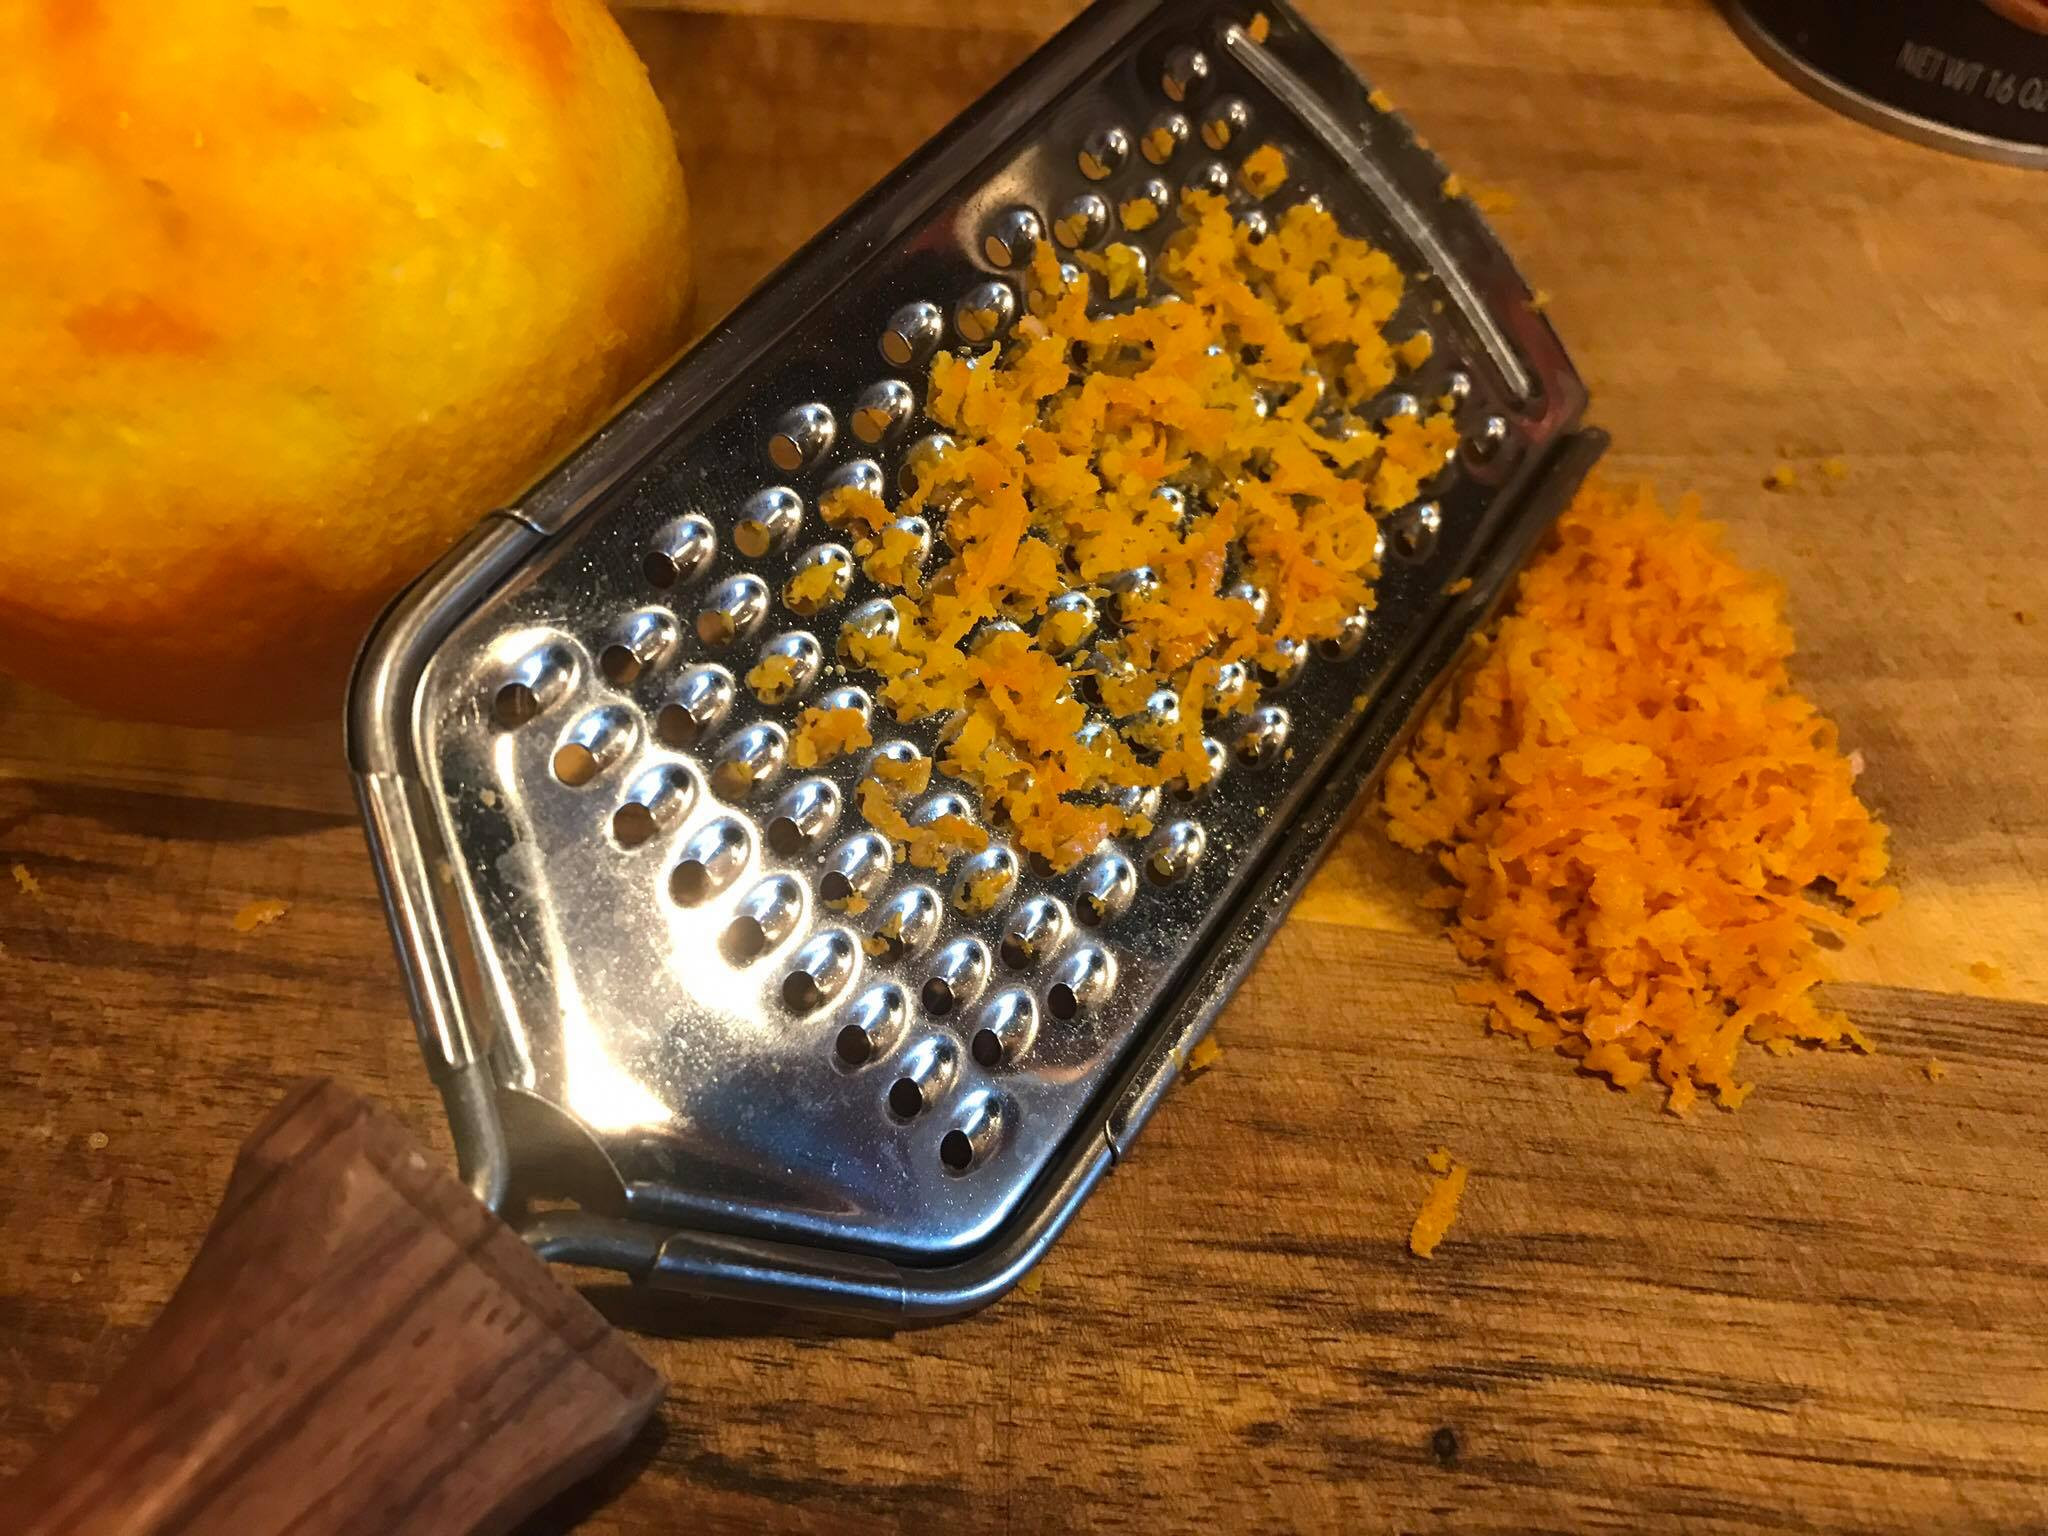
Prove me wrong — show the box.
[348,0,1603,1320]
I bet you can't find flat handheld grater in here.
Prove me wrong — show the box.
[347,0,1603,1321]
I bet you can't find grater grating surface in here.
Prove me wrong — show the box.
[351,0,1599,1314]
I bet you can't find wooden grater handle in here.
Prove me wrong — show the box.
[10,1079,662,1536]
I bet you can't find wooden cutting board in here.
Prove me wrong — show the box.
[3,2,2046,1531]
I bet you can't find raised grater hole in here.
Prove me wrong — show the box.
[942,1092,1003,1173]
[1258,636,1308,689]
[492,641,574,726]
[672,862,713,904]
[1123,178,1171,231]
[612,803,657,848]
[1054,192,1109,250]
[1318,607,1370,661]
[553,744,598,786]
[923,937,989,1017]
[898,432,955,495]
[644,515,716,591]
[782,930,857,1013]
[748,631,822,705]
[1076,850,1137,927]
[1235,705,1291,766]
[820,832,893,912]
[599,645,640,686]
[599,610,679,689]
[656,666,735,749]
[656,704,702,749]
[765,778,838,858]
[869,885,941,960]
[851,379,916,445]
[734,486,804,559]
[972,990,1037,1068]
[1201,96,1252,152]
[889,1078,924,1119]
[1050,946,1116,1017]
[698,575,771,648]
[1142,110,1190,164]
[881,300,944,369]
[651,514,724,593]
[835,982,907,1068]
[1000,896,1068,971]
[710,722,787,801]
[726,876,804,958]
[495,682,540,727]
[1077,124,1129,180]
[784,544,854,617]
[670,818,750,905]
[1161,45,1211,104]
[952,846,1018,914]
[983,206,1044,268]
[1464,414,1511,466]
[1390,501,1442,562]
[551,706,635,788]
[723,917,769,963]
[768,403,835,474]
[954,281,1016,345]
[1145,821,1207,885]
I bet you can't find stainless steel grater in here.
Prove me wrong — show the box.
[348,0,1603,1320]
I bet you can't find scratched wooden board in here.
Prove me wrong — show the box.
[4,2,2047,1531]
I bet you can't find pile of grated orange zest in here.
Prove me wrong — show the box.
[840,176,1457,873]
[1381,480,1896,1115]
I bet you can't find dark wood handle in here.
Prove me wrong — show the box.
[11,1079,662,1536]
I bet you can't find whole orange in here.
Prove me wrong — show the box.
[0,0,691,725]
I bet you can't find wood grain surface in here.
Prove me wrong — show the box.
[12,1080,661,1536]
[5,1,2047,1531]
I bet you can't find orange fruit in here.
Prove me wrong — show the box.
[0,0,691,726]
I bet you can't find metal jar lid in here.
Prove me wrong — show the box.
[1723,0,2048,167]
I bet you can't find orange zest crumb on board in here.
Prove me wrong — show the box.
[1820,456,1849,482]
[1367,87,1396,113]
[1409,1150,1469,1258]
[839,180,1456,871]
[1381,481,1894,1114]
[1186,1035,1223,1075]
[11,863,42,901]
[231,899,290,933]
[1246,11,1271,43]
[1924,1060,1946,1082]
[1764,463,1799,492]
